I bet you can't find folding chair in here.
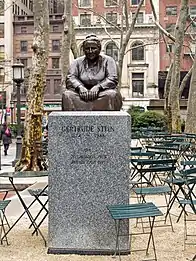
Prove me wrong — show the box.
[107,202,163,261]
[133,185,174,232]
[131,158,176,188]
[0,200,11,245]
[164,168,196,222]
[27,187,48,237]
[177,176,196,249]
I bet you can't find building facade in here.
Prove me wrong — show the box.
[2,0,160,117]
[158,0,196,101]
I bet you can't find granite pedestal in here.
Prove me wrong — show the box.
[48,111,130,255]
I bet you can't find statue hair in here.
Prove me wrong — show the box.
[82,34,102,50]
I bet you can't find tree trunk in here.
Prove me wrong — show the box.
[61,0,72,91]
[185,45,196,133]
[118,0,144,90]
[164,63,173,132]
[15,0,49,171]
[168,0,188,133]
[71,18,78,59]
[179,65,193,98]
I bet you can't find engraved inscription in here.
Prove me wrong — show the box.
[70,148,108,165]
[61,124,115,138]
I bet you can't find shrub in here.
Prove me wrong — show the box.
[134,111,167,129]
[127,106,145,127]
[127,106,167,129]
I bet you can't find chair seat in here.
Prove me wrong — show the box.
[0,200,11,211]
[107,202,163,220]
[133,186,171,195]
[179,199,196,205]
[164,177,185,185]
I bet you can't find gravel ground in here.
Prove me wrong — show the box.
[0,195,195,261]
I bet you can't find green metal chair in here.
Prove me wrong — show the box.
[0,200,11,245]
[107,202,163,261]
[133,185,174,232]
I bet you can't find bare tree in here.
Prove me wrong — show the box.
[15,0,49,171]
[77,0,145,90]
[185,44,196,133]
[168,0,188,133]
[150,0,189,132]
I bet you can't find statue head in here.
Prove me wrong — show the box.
[82,34,101,61]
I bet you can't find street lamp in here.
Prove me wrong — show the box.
[12,59,24,167]
[0,65,4,170]
[10,100,14,125]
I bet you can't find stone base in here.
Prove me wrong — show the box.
[48,112,131,253]
[47,248,130,255]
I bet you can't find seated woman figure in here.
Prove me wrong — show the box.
[62,34,122,111]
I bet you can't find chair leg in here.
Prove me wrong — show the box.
[114,219,121,261]
[0,212,9,245]
[147,217,157,261]
[2,210,10,229]
[164,193,174,232]
[184,210,187,250]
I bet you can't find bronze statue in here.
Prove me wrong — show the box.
[62,34,122,111]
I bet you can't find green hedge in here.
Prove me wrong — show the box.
[127,106,167,129]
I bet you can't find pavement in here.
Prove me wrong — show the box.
[0,139,48,217]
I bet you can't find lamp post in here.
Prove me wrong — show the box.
[10,100,14,125]
[12,59,24,167]
[0,65,4,170]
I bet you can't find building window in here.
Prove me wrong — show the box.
[45,79,50,94]
[79,0,91,7]
[54,79,61,94]
[29,0,33,11]
[166,44,174,53]
[190,6,196,16]
[0,46,4,61]
[52,40,60,52]
[106,42,119,61]
[166,6,177,16]
[0,24,4,38]
[52,25,59,32]
[50,0,58,13]
[131,41,144,61]
[106,12,118,25]
[166,23,175,33]
[21,26,27,33]
[105,0,117,6]
[20,58,28,67]
[0,1,4,16]
[52,57,60,69]
[132,12,144,23]
[20,41,28,53]
[132,73,144,97]
[80,13,91,26]
[131,0,142,5]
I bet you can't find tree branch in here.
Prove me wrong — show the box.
[125,41,158,54]
[149,0,176,42]
[179,65,193,98]
[75,5,122,32]
[123,0,129,30]
[118,0,145,89]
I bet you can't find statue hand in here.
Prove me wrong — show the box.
[78,86,89,102]
[88,85,100,101]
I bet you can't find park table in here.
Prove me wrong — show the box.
[0,171,48,245]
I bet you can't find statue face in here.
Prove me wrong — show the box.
[83,41,101,61]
